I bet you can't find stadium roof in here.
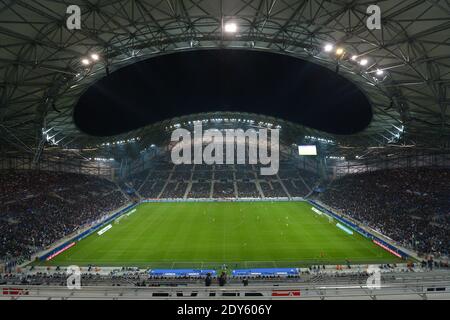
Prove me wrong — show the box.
[74,49,374,137]
[0,0,449,159]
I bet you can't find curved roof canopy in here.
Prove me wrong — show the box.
[0,0,449,156]
[74,49,372,136]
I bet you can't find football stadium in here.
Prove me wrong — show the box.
[0,0,450,301]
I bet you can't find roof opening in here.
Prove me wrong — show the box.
[74,49,372,136]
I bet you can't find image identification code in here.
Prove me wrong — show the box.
[177,304,272,318]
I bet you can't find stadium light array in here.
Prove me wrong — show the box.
[321,43,387,82]
[393,125,405,133]
[100,137,140,147]
[305,135,335,144]
[359,59,368,66]
[324,44,333,52]
[327,156,345,160]
[42,127,63,146]
[81,52,102,67]
[91,158,115,162]
[224,22,238,33]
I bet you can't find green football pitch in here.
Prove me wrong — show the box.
[45,201,400,268]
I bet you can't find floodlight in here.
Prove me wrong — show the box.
[324,44,333,52]
[224,22,238,33]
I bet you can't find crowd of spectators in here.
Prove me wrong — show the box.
[126,169,150,192]
[259,181,288,198]
[320,167,450,257]
[189,183,211,198]
[171,170,192,181]
[214,182,236,198]
[237,182,261,198]
[126,161,319,199]
[139,181,165,198]
[284,179,311,197]
[235,170,256,180]
[214,170,234,181]
[299,169,320,189]
[160,182,188,198]
[192,170,212,181]
[0,170,129,262]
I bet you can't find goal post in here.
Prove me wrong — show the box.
[327,214,334,223]
[115,215,127,224]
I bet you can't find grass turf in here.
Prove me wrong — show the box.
[44,201,401,268]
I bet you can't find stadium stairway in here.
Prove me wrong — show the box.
[50,192,72,204]
[277,174,292,199]
[210,179,214,199]
[157,170,174,199]
[255,179,265,198]
[298,174,313,194]
[116,182,133,201]
[136,169,153,194]
[184,181,193,200]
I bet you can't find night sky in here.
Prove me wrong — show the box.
[74,49,372,136]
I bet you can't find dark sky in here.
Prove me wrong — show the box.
[74,49,372,136]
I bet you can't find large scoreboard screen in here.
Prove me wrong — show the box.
[298,145,317,156]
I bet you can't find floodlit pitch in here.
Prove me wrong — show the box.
[45,202,400,268]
